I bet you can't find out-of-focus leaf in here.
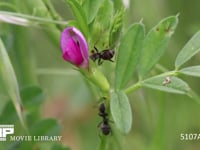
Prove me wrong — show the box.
[0,101,17,124]
[115,23,145,89]
[20,0,61,46]
[138,15,178,78]
[143,75,190,94]
[64,0,89,38]
[175,31,200,68]
[187,90,200,104]
[51,144,70,150]
[110,91,132,134]
[180,66,200,77]
[0,39,25,128]
[91,0,113,47]
[82,0,103,24]
[20,86,44,125]
[112,0,123,10]
[95,0,113,29]
[109,7,125,48]
[30,119,61,136]
[20,85,44,110]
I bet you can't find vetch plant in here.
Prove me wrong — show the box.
[0,0,200,150]
[59,1,200,149]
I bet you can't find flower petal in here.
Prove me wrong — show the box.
[60,27,89,68]
[62,38,83,65]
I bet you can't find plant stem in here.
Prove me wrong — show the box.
[9,26,37,87]
[0,3,17,11]
[124,82,142,94]
[98,137,107,150]
[155,64,169,72]
[0,11,68,25]
[42,0,64,30]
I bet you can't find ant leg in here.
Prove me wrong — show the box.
[94,46,99,53]
[109,59,114,62]
[98,59,103,65]
[97,121,102,128]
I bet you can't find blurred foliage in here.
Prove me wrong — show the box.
[0,0,200,150]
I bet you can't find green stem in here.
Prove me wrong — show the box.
[42,0,64,30]
[18,0,62,46]
[9,26,37,87]
[155,64,169,72]
[149,92,166,150]
[124,82,142,94]
[80,68,110,94]
[0,3,18,11]
[0,11,68,25]
[98,137,107,150]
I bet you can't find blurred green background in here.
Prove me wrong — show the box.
[0,0,200,150]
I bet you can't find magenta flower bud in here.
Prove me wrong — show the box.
[60,27,89,68]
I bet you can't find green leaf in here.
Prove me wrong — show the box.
[143,75,190,94]
[64,0,89,38]
[20,85,45,110]
[30,119,61,136]
[0,38,25,129]
[0,101,17,124]
[179,66,200,77]
[82,0,103,24]
[95,0,113,29]
[138,15,178,78]
[175,31,200,68]
[115,23,145,89]
[187,90,200,104]
[91,0,114,46]
[110,91,132,134]
[109,7,125,48]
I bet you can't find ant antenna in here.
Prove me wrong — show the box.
[94,46,99,53]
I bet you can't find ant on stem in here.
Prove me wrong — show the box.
[90,46,115,65]
[98,102,111,136]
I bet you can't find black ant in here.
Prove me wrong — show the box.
[90,46,115,65]
[98,102,111,135]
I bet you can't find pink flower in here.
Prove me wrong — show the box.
[60,27,89,68]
